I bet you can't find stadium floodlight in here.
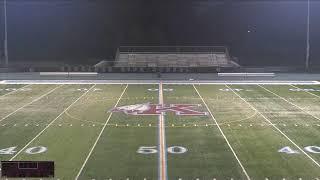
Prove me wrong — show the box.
[305,0,310,71]
[3,0,9,67]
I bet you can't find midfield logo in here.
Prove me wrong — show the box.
[110,103,208,116]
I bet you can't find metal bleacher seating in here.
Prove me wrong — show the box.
[114,46,237,68]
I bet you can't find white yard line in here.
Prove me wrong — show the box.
[9,84,96,161]
[0,84,32,98]
[224,84,320,168]
[158,82,168,180]
[75,84,128,179]
[290,84,320,99]
[258,85,320,122]
[193,84,251,180]
[0,84,63,123]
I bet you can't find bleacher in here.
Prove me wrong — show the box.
[114,46,238,68]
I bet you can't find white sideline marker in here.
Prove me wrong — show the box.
[0,85,62,123]
[226,84,320,168]
[75,84,128,179]
[10,84,97,161]
[193,85,251,180]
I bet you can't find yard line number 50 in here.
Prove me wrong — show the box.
[0,146,47,155]
[137,146,187,154]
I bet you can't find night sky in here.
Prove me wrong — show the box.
[0,0,319,66]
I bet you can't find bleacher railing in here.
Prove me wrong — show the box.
[118,46,228,54]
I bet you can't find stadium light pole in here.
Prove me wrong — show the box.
[305,0,310,71]
[3,0,9,67]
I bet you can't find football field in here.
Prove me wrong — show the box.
[1,83,320,179]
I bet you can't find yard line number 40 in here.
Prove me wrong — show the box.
[279,146,320,154]
[0,146,47,155]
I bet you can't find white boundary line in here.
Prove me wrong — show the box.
[9,84,96,161]
[0,84,63,123]
[290,84,320,99]
[224,84,320,168]
[158,82,168,180]
[193,84,251,180]
[258,84,320,122]
[75,84,128,179]
[1,80,320,85]
[0,84,32,98]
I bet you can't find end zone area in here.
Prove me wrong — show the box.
[0,81,320,179]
